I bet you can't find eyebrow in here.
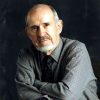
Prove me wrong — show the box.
[30,22,50,27]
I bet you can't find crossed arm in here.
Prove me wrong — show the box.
[15,43,94,100]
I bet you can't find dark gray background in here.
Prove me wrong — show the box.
[0,0,100,99]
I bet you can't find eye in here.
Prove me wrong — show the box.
[44,23,49,27]
[30,25,38,31]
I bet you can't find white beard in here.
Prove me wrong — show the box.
[36,44,56,53]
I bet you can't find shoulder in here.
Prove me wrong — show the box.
[60,37,92,69]
[61,37,87,52]
[18,45,38,60]
[16,46,38,68]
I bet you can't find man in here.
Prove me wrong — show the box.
[15,4,99,100]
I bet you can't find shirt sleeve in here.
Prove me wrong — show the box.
[15,49,48,100]
[34,42,96,100]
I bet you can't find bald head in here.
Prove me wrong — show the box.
[26,4,59,26]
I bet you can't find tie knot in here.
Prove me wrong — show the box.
[42,55,53,64]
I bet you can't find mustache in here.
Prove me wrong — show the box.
[37,35,51,41]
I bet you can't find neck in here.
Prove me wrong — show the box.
[45,49,53,55]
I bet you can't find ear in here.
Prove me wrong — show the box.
[57,19,63,34]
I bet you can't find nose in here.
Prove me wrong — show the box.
[37,26,45,36]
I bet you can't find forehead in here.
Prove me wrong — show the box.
[27,5,55,24]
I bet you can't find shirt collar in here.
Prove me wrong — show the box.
[50,38,63,62]
[39,38,63,62]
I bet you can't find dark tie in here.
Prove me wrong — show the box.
[41,56,53,83]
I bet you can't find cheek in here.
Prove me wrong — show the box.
[51,29,60,41]
[50,33,59,44]
[47,26,57,36]
[46,26,59,42]
[28,33,37,42]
